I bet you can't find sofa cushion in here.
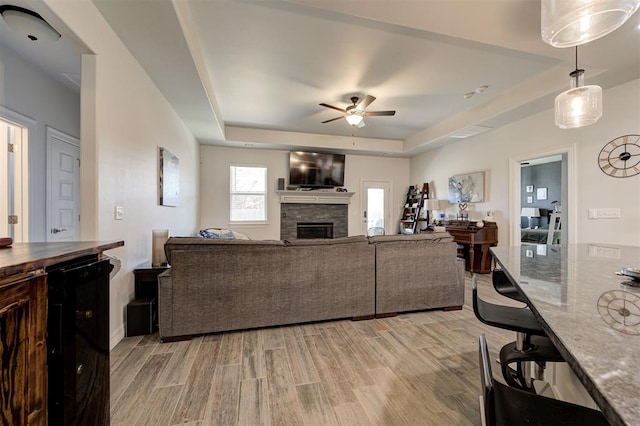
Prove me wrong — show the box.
[368,232,454,243]
[284,235,369,246]
[164,237,284,263]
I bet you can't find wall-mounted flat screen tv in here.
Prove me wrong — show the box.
[289,151,345,188]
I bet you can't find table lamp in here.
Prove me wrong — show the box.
[521,207,540,229]
[426,199,441,224]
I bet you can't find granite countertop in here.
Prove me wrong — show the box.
[0,241,124,280]
[491,244,640,426]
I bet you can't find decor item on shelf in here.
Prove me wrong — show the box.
[521,207,541,229]
[476,220,485,228]
[0,5,61,42]
[152,229,169,267]
[598,134,640,178]
[484,210,495,222]
[448,172,485,203]
[541,0,640,47]
[555,46,602,129]
[319,95,395,128]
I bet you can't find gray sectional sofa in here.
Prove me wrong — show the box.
[158,233,464,341]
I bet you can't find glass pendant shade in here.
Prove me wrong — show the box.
[555,69,602,129]
[541,0,640,47]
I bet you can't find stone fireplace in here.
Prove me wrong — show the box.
[280,203,348,240]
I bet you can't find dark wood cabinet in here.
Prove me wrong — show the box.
[445,221,498,273]
[0,271,47,426]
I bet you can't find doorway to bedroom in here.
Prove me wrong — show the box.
[509,146,575,246]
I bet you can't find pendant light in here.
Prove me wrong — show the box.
[554,47,602,129]
[541,0,640,47]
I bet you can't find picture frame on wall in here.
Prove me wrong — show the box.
[448,171,485,203]
[159,147,179,206]
[526,185,534,192]
[527,196,533,203]
[537,187,548,201]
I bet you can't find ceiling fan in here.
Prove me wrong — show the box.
[319,95,395,128]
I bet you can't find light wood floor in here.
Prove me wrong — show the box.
[110,274,522,425]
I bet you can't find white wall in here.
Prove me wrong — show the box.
[200,146,410,239]
[411,78,640,247]
[1,46,80,241]
[41,0,200,348]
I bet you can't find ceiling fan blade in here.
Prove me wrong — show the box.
[322,116,344,123]
[365,110,396,116]
[319,103,347,113]
[357,120,366,128]
[355,95,376,111]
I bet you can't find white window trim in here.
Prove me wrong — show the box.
[229,164,268,223]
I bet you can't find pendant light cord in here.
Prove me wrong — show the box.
[575,46,578,70]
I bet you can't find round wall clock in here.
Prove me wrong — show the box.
[598,134,640,178]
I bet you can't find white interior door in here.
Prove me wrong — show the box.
[47,126,80,242]
[1,118,29,242]
[362,180,391,235]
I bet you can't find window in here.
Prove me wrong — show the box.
[230,166,267,222]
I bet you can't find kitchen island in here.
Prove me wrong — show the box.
[491,243,640,426]
[0,241,123,425]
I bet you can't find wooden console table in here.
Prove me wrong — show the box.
[444,221,498,273]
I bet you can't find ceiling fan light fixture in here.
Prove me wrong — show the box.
[541,0,640,47]
[0,5,60,42]
[345,113,364,126]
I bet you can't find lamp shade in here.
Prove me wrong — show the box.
[555,69,602,129]
[345,113,364,126]
[521,207,541,217]
[0,5,60,42]
[541,0,640,47]
[426,199,440,210]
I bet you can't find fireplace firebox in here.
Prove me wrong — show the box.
[297,222,334,239]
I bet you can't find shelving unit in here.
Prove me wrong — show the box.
[400,183,430,234]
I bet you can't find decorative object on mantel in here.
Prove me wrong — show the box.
[0,237,12,248]
[159,148,179,206]
[554,46,602,129]
[448,172,485,203]
[598,134,640,178]
[541,0,640,47]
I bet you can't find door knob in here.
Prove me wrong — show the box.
[51,228,67,234]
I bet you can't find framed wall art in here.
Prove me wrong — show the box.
[159,147,179,206]
[448,171,485,203]
[537,187,548,201]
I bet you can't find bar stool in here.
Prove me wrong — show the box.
[472,275,564,392]
[479,334,609,426]
[492,268,526,303]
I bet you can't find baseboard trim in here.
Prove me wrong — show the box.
[110,324,125,351]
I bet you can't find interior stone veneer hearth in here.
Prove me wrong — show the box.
[281,204,348,240]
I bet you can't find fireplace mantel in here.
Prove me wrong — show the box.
[277,190,355,205]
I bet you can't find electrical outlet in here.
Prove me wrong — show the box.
[115,206,124,220]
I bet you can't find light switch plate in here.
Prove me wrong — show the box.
[115,206,124,220]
